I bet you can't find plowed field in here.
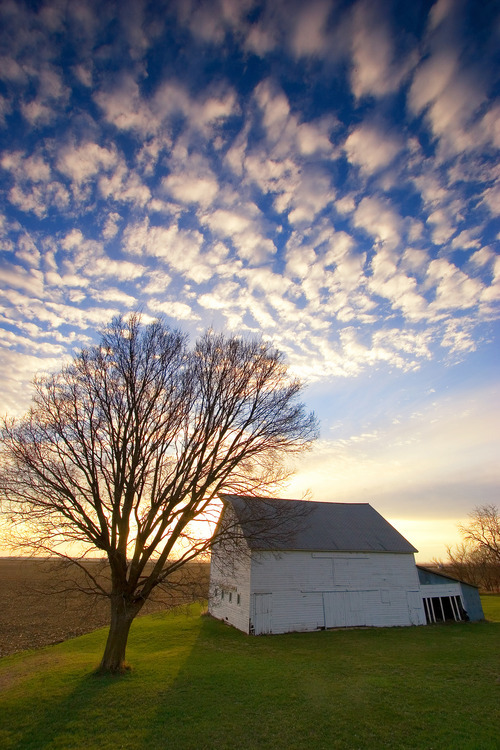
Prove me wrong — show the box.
[0,557,209,657]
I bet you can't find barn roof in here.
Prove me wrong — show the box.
[220,494,417,554]
[416,564,480,588]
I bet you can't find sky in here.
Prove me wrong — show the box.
[0,0,499,561]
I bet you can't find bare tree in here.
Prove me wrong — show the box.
[0,314,318,673]
[458,505,500,564]
[441,505,500,592]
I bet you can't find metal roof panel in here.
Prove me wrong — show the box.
[220,494,417,554]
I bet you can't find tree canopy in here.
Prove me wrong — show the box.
[0,314,318,672]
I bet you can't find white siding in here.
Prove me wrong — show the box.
[208,537,252,633]
[249,550,426,634]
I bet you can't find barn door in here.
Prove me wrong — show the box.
[406,590,424,625]
[323,592,348,628]
[253,593,272,634]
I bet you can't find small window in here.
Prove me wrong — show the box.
[221,590,224,600]
[229,592,232,603]
[237,594,241,605]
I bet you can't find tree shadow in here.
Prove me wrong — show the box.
[140,614,302,750]
[2,669,123,749]
[1,609,206,749]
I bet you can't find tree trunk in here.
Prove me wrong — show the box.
[97,594,142,674]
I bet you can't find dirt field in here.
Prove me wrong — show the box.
[0,557,209,658]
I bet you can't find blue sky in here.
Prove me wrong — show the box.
[1,0,499,559]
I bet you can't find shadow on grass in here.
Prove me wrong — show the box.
[0,606,205,750]
[2,671,129,750]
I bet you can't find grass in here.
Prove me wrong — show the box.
[481,592,500,622]
[0,597,499,750]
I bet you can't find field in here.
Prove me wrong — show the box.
[0,558,499,750]
[0,557,209,657]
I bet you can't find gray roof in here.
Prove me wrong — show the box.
[220,494,417,554]
[416,565,479,588]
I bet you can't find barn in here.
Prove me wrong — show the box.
[208,495,484,635]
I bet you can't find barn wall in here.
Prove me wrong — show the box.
[249,551,425,634]
[208,535,252,633]
[459,582,484,621]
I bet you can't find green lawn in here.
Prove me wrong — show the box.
[0,597,499,750]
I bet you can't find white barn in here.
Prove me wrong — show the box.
[209,495,429,635]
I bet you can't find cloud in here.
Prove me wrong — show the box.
[57,143,117,184]
[92,287,137,307]
[408,0,489,157]
[1,151,51,183]
[344,123,402,174]
[425,208,456,246]
[427,258,484,312]
[440,318,476,354]
[7,182,69,217]
[103,212,122,239]
[350,0,416,99]
[177,0,254,45]
[148,297,200,321]
[94,74,158,136]
[19,64,70,126]
[0,265,44,297]
[163,173,219,208]
[16,233,41,268]
[141,270,172,295]
[60,229,147,283]
[369,249,427,321]
[289,0,331,58]
[409,52,457,117]
[99,159,151,207]
[162,149,219,208]
[95,75,238,141]
[245,21,277,56]
[201,206,276,264]
[0,93,12,126]
[286,168,335,225]
[123,218,227,283]
[0,55,27,85]
[481,183,500,215]
[1,150,69,217]
[353,196,402,249]
[451,228,481,251]
[338,326,427,373]
[0,349,68,417]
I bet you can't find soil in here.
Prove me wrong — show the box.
[0,557,209,658]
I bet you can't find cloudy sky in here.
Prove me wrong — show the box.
[1,0,499,559]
